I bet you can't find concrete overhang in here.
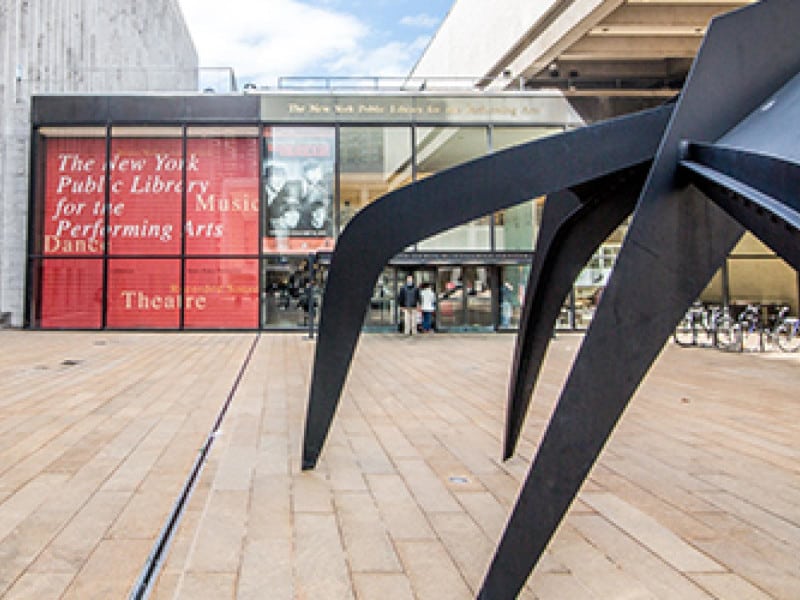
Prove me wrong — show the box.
[411,0,755,97]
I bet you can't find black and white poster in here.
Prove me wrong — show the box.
[263,127,335,252]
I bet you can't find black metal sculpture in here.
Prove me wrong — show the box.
[302,102,673,470]
[303,1,800,597]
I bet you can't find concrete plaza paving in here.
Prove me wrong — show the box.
[0,330,797,599]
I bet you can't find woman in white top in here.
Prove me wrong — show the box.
[419,283,436,333]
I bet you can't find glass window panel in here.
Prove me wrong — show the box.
[495,199,542,252]
[261,256,313,328]
[39,127,107,137]
[42,137,107,256]
[38,259,103,328]
[575,242,623,329]
[184,259,259,328]
[415,127,489,251]
[108,134,182,255]
[107,259,180,328]
[465,267,493,328]
[262,127,335,254]
[187,126,259,138]
[339,127,412,232]
[366,267,397,328]
[111,127,183,138]
[491,126,565,151]
[436,267,465,329]
[492,127,563,251]
[499,264,530,329]
[186,137,259,255]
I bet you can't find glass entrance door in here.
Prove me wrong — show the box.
[436,266,464,329]
[366,267,395,328]
[435,266,494,331]
[464,266,493,329]
[395,268,436,331]
[261,256,312,329]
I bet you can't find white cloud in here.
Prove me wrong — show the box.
[325,35,432,79]
[400,13,440,28]
[179,0,368,87]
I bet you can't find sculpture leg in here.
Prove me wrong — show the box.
[302,105,672,469]
[481,0,800,595]
[504,163,650,460]
[480,188,744,599]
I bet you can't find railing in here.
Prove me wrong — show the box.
[273,75,526,92]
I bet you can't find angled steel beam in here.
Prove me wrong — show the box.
[682,154,800,270]
[479,1,800,597]
[503,161,653,460]
[679,70,800,270]
[302,103,672,469]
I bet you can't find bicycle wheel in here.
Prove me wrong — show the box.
[739,325,761,352]
[694,325,713,347]
[674,317,695,347]
[776,322,800,352]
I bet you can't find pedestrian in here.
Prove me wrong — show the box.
[397,275,420,336]
[419,282,436,333]
[500,281,514,328]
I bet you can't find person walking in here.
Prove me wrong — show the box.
[419,282,436,333]
[397,275,420,336]
[500,281,514,328]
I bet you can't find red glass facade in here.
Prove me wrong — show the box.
[186,137,260,255]
[108,138,183,255]
[107,259,181,328]
[39,259,103,328]
[43,138,107,256]
[36,133,270,329]
[184,259,259,329]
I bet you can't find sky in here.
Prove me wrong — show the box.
[177,0,454,90]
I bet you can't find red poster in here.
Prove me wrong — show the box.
[107,259,180,328]
[184,259,259,328]
[262,236,335,253]
[186,138,259,255]
[108,138,182,255]
[263,127,335,254]
[43,138,107,256]
[39,259,103,328]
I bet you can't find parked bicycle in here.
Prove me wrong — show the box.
[729,304,800,352]
[674,302,734,348]
[675,301,800,352]
[775,306,800,352]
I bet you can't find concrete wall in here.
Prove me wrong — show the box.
[0,0,198,326]
[410,0,561,80]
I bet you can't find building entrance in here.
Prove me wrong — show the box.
[365,265,497,333]
[435,266,493,331]
[261,256,314,329]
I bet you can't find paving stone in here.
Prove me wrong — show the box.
[0,331,797,599]
[365,473,435,540]
[294,513,353,600]
[334,491,402,573]
[352,573,415,600]
[396,539,473,599]
[3,572,74,599]
[580,491,725,573]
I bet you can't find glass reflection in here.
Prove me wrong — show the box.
[339,127,413,232]
[492,127,563,251]
[415,126,489,251]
